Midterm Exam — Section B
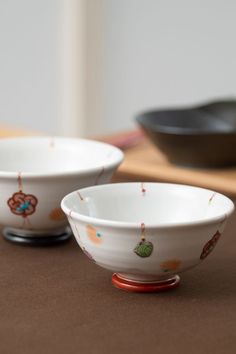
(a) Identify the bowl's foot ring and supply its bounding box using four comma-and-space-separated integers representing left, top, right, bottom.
112, 273, 180, 293
2, 227, 72, 246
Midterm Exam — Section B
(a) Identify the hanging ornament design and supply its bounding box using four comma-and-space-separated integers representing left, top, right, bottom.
160, 259, 182, 273
86, 225, 102, 245
7, 173, 38, 229
200, 230, 221, 260
200, 216, 227, 260
49, 207, 66, 221
134, 223, 153, 258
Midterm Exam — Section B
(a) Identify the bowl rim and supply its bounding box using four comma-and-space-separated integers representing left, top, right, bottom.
136, 110, 236, 136
0, 136, 124, 178
61, 182, 235, 229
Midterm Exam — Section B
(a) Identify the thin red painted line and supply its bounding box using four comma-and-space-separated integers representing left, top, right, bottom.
141, 222, 146, 241
22, 217, 32, 229
209, 192, 216, 203
77, 191, 84, 201
141, 182, 146, 195
18, 172, 23, 192
26, 217, 32, 230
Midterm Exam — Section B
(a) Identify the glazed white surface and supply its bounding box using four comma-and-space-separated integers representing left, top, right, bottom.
62, 182, 234, 282
0, 137, 123, 176
0, 137, 123, 233
62, 183, 234, 227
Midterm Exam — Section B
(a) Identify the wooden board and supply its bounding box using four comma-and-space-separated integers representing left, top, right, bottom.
0, 125, 35, 137
113, 137, 236, 198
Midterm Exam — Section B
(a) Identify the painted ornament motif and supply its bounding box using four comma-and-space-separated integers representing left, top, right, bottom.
200, 230, 221, 260
134, 223, 153, 258
8, 192, 37, 217
49, 208, 66, 221
7, 173, 38, 228
86, 225, 102, 245
160, 259, 181, 272
200, 216, 227, 260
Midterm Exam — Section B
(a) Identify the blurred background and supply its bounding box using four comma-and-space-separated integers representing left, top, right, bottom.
0, 0, 236, 137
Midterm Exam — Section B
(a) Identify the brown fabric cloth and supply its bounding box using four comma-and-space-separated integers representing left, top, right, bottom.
0, 214, 236, 354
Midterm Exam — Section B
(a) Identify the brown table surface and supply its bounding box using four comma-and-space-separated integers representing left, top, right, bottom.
1, 216, 236, 354
0, 127, 236, 353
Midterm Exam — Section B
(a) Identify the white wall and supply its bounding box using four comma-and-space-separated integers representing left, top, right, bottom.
0, 0, 85, 136
87, 0, 236, 135
1, 0, 236, 136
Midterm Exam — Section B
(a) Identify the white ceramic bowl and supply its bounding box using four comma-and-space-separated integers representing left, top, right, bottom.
61, 182, 234, 292
0, 136, 123, 243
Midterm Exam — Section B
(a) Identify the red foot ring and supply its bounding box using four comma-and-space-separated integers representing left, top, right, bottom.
112, 273, 180, 293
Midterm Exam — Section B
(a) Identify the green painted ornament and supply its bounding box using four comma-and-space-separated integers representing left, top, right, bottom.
134, 240, 153, 258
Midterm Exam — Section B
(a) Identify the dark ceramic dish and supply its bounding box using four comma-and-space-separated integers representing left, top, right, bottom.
136, 100, 236, 168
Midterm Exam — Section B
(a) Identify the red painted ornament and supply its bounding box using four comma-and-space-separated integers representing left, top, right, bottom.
7, 192, 38, 218
200, 230, 221, 260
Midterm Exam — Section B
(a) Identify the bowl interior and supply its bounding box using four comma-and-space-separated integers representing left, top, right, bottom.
0, 137, 123, 175
63, 183, 234, 226
136, 100, 236, 135
200, 100, 236, 127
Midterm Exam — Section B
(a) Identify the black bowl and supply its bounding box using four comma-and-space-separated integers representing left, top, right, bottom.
136, 100, 236, 168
